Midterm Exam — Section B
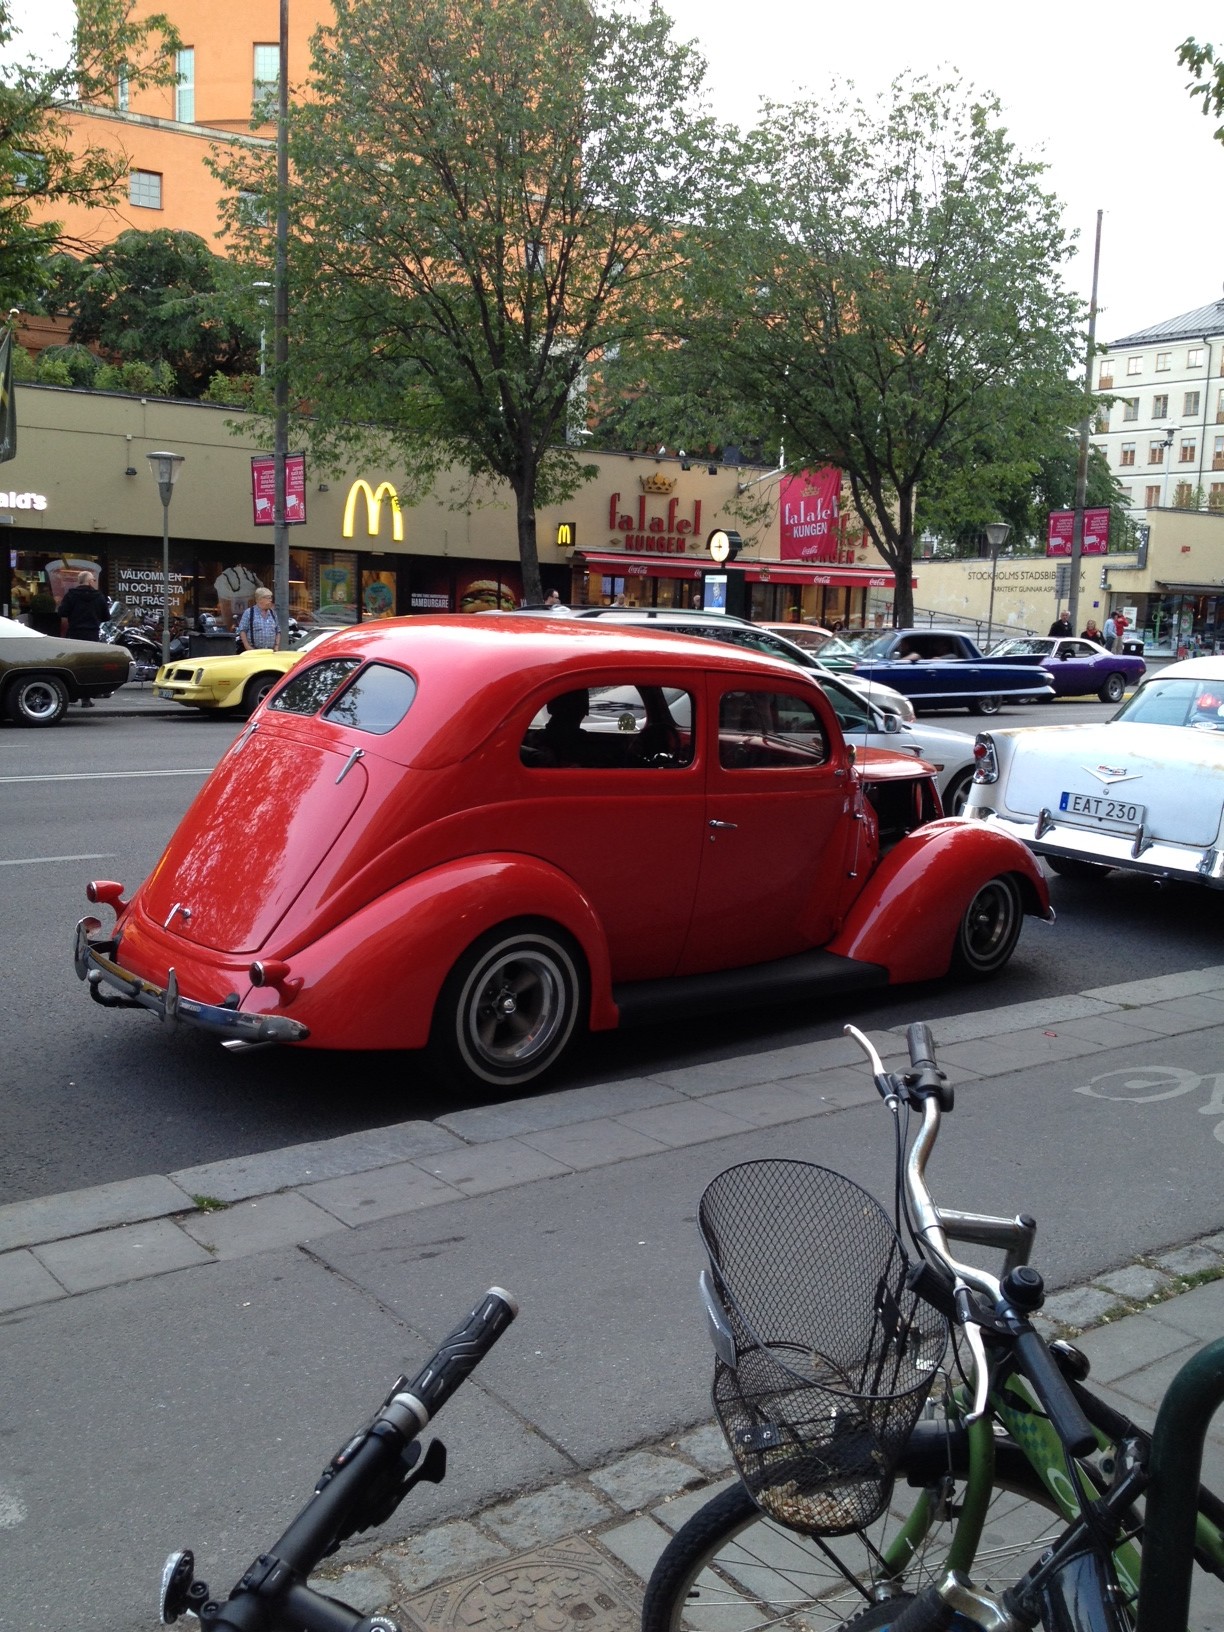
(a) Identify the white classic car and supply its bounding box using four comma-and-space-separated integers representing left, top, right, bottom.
964, 655, 1224, 884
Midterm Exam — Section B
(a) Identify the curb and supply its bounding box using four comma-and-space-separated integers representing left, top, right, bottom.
6, 966, 1224, 1317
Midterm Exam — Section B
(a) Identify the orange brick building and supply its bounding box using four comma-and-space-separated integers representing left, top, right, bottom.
29, 0, 331, 250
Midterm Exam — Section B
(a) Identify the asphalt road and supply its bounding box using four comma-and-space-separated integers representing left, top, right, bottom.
3, 692, 1220, 1203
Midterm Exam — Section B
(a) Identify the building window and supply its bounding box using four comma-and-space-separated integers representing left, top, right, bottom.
12, 150, 46, 190
1156, 352, 1171, 371
1098, 365, 1114, 388
1145, 485, 1161, 507
253, 43, 279, 115
1184, 390, 1201, 416
1152, 394, 1169, 419
1218, 388, 1224, 421
1120, 442, 1136, 467
1148, 440, 1166, 465
1119, 485, 1132, 503
1180, 437, 1197, 463
1213, 435, 1224, 469
1127, 356, 1143, 375
128, 169, 162, 209
1210, 483, 1224, 511
1093, 411, 1109, 434
1122, 397, 1139, 421
1174, 481, 1195, 507
175, 47, 194, 121
116, 69, 129, 111
524, 242, 546, 272
1188, 346, 1205, 368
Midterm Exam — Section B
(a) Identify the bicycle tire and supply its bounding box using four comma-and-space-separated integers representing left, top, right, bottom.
641, 1430, 1061, 1632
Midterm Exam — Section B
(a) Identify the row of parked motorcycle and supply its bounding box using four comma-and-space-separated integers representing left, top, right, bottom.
100, 603, 305, 680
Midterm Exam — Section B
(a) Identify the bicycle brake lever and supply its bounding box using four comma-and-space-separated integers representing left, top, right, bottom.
957, 1303, 991, 1423
843, 1025, 899, 1104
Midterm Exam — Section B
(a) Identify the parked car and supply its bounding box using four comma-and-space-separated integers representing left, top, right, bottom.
75, 616, 1050, 1091
755, 621, 834, 654
816, 627, 1056, 714
964, 654, 1224, 885
986, 635, 1146, 702
152, 630, 335, 717
0, 614, 131, 725
564, 607, 919, 722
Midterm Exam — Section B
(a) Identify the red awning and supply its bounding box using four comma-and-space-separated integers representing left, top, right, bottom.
575, 551, 896, 589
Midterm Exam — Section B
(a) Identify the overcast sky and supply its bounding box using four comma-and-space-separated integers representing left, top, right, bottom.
6, 0, 1224, 345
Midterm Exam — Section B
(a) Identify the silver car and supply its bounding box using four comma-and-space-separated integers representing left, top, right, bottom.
965, 655, 1224, 884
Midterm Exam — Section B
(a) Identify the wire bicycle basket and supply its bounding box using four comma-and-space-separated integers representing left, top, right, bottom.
699, 1159, 949, 1536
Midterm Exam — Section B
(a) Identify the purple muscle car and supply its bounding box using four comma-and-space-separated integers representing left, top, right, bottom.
987, 636, 1146, 702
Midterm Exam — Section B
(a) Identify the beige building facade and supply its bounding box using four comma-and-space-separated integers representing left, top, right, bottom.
1, 385, 900, 631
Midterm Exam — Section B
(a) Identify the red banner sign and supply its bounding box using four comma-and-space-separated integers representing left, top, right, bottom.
251, 453, 307, 526
779, 469, 841, 561
1046, 507, 1109, 557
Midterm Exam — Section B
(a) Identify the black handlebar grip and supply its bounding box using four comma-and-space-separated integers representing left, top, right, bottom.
400, 1288, 519, 1426
1013, 1326, 1098, 1459
907, 1022, 938, 1072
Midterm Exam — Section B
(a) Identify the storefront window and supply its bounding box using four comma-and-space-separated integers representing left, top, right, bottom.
361, 568, 397, 619
9, 551, 101, 620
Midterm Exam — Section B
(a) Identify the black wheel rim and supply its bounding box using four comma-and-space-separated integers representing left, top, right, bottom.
958, 878, 1020, 972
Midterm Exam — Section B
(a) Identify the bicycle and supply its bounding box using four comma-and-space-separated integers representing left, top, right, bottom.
641, 1023, 1224, 1631
156, 1288, 518, 1632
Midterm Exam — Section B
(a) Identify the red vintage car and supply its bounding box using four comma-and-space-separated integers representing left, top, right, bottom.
74, 617, 1051, 1091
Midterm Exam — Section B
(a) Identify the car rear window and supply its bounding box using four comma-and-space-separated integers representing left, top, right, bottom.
268, 657, 361, 716
323, 662, 417, 734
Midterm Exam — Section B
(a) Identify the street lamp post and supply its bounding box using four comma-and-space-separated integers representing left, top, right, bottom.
146, 450, 185, 664
984, 521, 1011, 650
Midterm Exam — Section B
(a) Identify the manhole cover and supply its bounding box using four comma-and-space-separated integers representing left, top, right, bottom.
402, 1537, 641, 1632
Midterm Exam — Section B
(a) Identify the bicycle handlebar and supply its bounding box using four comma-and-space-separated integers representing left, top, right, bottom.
846, 1024, 1097, 1460
167, 1289, 519, 1632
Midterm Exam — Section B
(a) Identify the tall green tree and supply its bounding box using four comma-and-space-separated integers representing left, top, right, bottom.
219, 0, 725, 603
643, 77, 1085, 625
1179, 37, 1224, 137
65, 229, 260, 395
0, 0, 180, 307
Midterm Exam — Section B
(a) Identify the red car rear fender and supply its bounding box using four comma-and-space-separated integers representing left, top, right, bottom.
242, 852, 616, 1052
826, 820, 1052, 982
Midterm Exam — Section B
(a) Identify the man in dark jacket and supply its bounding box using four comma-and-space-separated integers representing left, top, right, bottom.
1048, 610, 1072, 637
56, 570, 110, 707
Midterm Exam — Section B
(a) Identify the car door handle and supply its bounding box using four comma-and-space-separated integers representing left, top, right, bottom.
708, 818, 738, 830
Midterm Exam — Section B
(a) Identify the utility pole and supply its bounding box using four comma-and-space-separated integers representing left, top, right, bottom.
272, 0, 290, 636
1068, 210, 1103, 636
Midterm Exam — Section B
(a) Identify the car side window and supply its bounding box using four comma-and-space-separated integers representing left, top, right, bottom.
322, 662, 417, 734
718, 689, 829, 770
521, 683, 695, 769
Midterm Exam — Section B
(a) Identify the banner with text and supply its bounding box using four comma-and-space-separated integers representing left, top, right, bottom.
779, 468, 841, 561
251, 453, 307, 525
1046, 507, 1109, 557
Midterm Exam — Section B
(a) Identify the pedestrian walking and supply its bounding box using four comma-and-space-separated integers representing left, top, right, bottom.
1103, 612, 1117, 650
236, 587, 281, 651
1080, 619, 1101, 642
56, 570, 110, 705
1048, 610, 1072, 637
1112, 610, 1129, 653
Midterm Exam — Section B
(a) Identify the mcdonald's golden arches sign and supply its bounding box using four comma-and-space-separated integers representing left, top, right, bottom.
343, 479, 404, 542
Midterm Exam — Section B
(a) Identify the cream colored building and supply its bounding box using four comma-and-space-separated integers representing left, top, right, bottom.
1, 385, 900, 630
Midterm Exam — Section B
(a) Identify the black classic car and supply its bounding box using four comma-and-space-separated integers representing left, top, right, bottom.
0, 615, 131, 725
817, 628, 1055, 715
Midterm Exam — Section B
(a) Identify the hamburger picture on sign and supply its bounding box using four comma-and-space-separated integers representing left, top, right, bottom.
456, 569, 520, 613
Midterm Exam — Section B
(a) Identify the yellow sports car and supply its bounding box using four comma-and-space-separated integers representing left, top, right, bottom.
153, 630, 334, 717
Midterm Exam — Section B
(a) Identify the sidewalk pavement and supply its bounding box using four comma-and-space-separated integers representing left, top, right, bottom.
5, 969, 1224, 1630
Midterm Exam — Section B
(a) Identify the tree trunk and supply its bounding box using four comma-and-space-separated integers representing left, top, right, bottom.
514, 476, 543, 606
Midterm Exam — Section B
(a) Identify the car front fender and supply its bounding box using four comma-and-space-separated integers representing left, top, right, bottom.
826, 819, 1052, 982
241, 852, 617, 1051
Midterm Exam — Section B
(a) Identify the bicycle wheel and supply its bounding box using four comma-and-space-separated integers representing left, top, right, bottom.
641, 1426, 1062, 1632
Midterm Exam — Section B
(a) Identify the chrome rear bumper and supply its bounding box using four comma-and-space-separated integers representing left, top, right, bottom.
74, 917, 309, 1044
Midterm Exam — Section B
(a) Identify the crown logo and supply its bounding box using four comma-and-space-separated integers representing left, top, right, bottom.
640, 473, 677, 495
